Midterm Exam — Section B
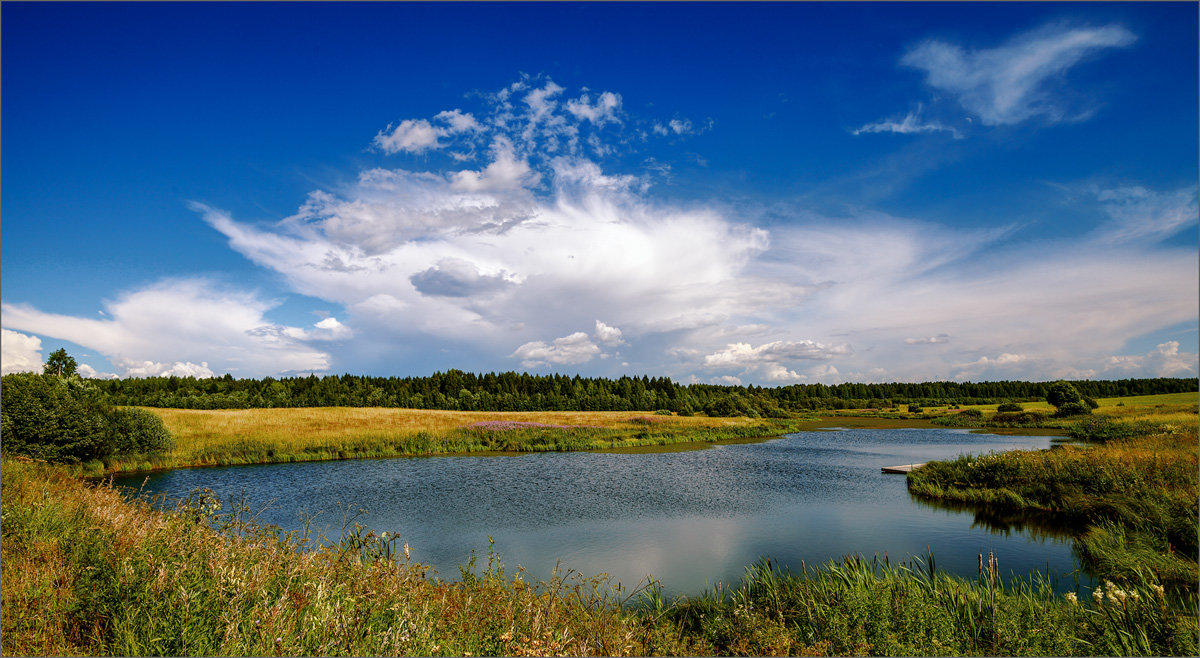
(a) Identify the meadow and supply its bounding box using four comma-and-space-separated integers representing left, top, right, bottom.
2, 392, 1197, 656
77, 408, 823, 476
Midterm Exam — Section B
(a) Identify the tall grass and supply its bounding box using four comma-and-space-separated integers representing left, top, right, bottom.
5, 459, 1196, 656
77, 408, 811, 476
908, 420, 1199, 592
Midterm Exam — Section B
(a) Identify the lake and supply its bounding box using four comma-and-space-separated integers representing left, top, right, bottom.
115, 427, 1085, 597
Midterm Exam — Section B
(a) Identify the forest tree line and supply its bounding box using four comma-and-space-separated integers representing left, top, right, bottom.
84, 371, 1197, 417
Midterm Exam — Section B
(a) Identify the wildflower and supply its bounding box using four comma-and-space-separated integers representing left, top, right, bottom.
1092, 586, 1104, 606
1151, 583, 1166, 599
1064, 592, 1077, 605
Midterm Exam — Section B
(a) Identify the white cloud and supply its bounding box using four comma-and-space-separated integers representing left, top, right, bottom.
902, 23, 1136, 125
1104, 341, 1198, 378
905, 334, 950, 345
1092, 185, 1199, 245
702, 340, 851, 383
27, 75, 1172, 384
594, 321, 624, 346
118, 360, 216, 379
511, 331, 600, 367
434, 109, 483, 134
374, 119, 444, 154
565, 91, 622, 125
1, 329, 42, 374
1, 279, 332, 378
450, 137, 539, 192
853, 108, 962, 139
76, 363, 119, 380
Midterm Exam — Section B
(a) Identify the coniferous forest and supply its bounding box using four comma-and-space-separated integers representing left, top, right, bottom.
88, 371, 1197, 416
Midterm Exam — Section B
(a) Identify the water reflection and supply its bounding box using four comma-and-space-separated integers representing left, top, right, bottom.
115, 428, 1087, 596
910, 496, 1085, 540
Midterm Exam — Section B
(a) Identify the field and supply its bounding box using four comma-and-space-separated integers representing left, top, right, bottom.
3, 393, 1196, 655
81, 408, 811, 476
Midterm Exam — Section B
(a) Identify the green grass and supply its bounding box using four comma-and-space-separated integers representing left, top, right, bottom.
907, 417, 1199, 593
4, 459, 1196, 657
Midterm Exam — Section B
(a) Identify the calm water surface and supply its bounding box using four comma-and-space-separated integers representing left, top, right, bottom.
116, 428, 1084, 596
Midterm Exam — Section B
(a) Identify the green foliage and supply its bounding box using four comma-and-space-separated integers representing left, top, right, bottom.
1, 373, 108, 462
908, 426, 1199, 592
86, 371, 1197, 413
103, 407, 175, 454
907, 403, 923, 413
42, 348, 78, 377
1053, 401, 1093, 418
1067, 417, 1164, 443
997, 402, 1024, 412
1046, 380, 1086, 409
1, 373, 174, 463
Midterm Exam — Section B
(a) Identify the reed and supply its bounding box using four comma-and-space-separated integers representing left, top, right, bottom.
5, 459, 1196, 656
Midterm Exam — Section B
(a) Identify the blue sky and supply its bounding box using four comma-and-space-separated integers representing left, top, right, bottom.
3, 2, 1197, 385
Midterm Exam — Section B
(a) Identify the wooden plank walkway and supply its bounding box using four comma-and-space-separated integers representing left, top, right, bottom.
881, 463, 925, 474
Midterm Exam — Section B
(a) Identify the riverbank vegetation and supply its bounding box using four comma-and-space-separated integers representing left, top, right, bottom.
908, 414, 1199, 597
3, 459, 1195, 657
55, 407, 820, 476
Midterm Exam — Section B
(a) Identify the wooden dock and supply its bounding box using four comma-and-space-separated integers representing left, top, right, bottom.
881, 463, 925, 474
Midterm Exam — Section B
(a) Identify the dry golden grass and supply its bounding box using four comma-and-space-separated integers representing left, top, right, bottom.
151, 408, 757, 456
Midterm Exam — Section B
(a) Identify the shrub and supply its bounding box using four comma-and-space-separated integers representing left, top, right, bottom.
0, 373, 174, 462
653, 409, 673, 416
1053, 401, 1092, 418
907, 403, 923, 413
1, 374, 108, 462
1046, 381, 1086, 409
997, 402, 1024, 412
103, 407, 175, 454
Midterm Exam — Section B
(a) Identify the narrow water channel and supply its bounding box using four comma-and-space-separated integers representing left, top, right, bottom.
116, 428, 1085, 597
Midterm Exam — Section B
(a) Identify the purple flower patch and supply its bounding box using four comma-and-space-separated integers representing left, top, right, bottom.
460, 421, 588, 431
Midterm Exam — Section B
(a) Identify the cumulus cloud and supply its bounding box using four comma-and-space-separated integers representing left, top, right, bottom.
565, 91, 622, 125
1104, 341, 1198, 378
5, 74, 1165, 384
594, 321, 625, 346
902, 23, 1136, 125
512, 332, 601, 367
1, 328, 42, 374
119, 360, 216, 378
76, 363, 119, 380
703, 340, 852, 382
1, 279, 333, 378
374, 109, 484, 154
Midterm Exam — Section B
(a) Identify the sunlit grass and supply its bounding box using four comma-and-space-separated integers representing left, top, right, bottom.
79, 408, 796, 476
5, 458, 1196, 656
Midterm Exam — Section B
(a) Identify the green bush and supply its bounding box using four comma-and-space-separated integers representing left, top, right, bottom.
996, 402, 1024, 412
1053, 401, 1092, 418
1, 374, 108, 462
103, 407, 174, 454
1, 373, 173, 462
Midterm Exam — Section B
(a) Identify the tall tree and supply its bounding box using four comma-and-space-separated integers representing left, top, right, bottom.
43, 348, 77, 378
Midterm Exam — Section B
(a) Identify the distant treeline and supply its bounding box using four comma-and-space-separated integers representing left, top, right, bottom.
89, 372, 1197, 417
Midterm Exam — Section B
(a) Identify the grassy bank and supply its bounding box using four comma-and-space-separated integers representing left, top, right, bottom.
908, 417, 1199, 594
4, 458, 1195, 657
74, 409, 824, 476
